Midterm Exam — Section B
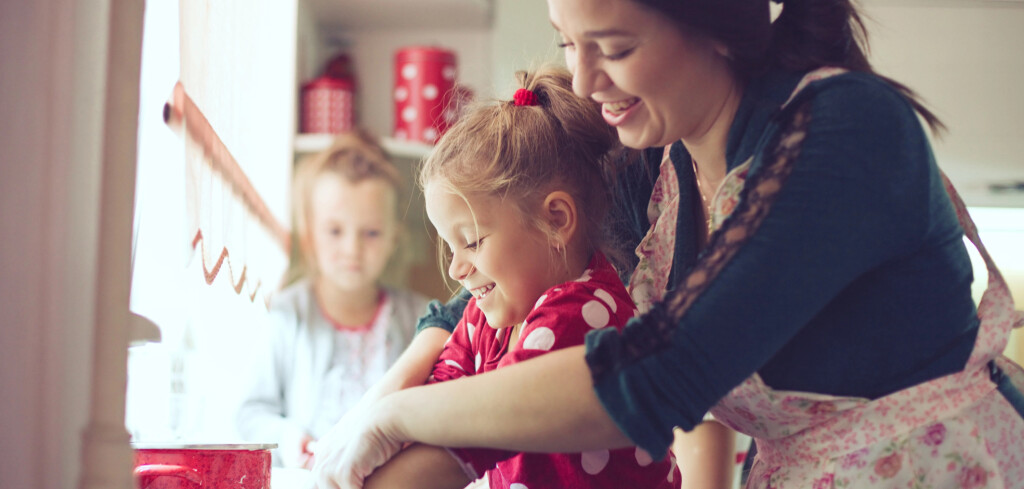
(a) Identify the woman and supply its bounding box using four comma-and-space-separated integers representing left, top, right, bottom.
315, 0, 1024, 487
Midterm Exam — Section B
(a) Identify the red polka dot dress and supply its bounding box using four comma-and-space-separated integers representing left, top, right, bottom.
430, 252, 680, 489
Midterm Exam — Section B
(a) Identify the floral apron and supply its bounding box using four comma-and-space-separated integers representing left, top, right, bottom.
631, 68, 1024, 488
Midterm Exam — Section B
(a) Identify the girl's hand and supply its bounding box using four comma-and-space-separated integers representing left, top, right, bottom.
312, 401, 406, 489
281, 427, 316, 469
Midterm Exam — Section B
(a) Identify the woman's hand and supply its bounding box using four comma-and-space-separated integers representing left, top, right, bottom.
312, 399, 406, 489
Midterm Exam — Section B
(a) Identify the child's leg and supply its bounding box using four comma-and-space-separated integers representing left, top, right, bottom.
671, 421, 736, 489
364, 443, 472, 489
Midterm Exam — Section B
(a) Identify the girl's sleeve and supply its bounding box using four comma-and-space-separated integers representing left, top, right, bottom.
450, 284, 623, 472
584, 75, 937, 458
428, 315, 476, 383
415, 288, 471, 335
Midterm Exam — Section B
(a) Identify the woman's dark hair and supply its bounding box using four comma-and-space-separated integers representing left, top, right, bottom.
631, 0, 944, 133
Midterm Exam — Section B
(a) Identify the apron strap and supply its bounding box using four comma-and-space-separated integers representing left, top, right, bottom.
939, 172, 1024, 330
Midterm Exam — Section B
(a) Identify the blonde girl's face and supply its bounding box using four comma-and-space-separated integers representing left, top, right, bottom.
549, 0, 737, 149
309, 174, 399, 294
425, 180, 562, 329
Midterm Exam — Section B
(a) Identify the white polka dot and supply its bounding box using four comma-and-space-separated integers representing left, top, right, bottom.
522, 327, 555, 351
534, 294, 547, 310
582, 300, 610, 329
394, 86, 408, 102
467, 322, 475, 345
475, 353, 482, 372
444, 359, 465, 372
635, 447, 653, 466
553, 288, 562, 292
401, 106, 417, 122
422, 84, 439, 100
581, 450, 610, 475
593, 288, 617, 313
401, 64, 418, 80
423, 127, 439, 142
442, 66, 456, 80
574, 269, 593, 282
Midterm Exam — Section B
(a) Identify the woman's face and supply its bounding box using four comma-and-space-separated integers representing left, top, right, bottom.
548, 0, 738, 149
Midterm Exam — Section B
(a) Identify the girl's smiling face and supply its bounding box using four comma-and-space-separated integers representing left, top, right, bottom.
548, 0, 738, 149
424, 180, 563, 329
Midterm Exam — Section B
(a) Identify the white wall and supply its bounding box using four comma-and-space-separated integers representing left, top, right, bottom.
491, 0, 563, 96
861, 2, 1024, 208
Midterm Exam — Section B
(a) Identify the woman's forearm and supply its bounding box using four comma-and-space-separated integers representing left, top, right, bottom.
381, 345, 632, 453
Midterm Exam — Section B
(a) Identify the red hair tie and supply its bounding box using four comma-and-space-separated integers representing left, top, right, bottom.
513, 88, 540, 107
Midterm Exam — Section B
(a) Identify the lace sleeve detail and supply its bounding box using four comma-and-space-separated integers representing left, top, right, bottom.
587, 101, 814, 380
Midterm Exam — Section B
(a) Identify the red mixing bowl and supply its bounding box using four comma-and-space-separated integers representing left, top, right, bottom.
133, 443, 276, 489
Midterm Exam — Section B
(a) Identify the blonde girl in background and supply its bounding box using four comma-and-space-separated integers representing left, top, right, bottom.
237, 129, 430, 468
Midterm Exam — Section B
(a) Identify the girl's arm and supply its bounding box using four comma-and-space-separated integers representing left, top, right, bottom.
363, 327, 452, 401
311, 328, 450, 463
315, 345, 633, 489
363, 444, 470, 489
386, 345, 627, 452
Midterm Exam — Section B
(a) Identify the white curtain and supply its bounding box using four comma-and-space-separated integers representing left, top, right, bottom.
128, 0, 298, 442
176, 0, 297, 304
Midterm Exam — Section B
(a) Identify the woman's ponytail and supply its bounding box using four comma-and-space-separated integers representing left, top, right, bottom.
771, 0, 944, 132
634, 0, 945, 133
768, 0, 871, 73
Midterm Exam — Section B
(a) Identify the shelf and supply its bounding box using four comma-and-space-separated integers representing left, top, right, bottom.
294, 133, 434, 160
305, 0, 493, 30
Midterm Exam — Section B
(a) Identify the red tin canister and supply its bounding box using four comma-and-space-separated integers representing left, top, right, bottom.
132, 443, 275, 489
393, 46, 458, 144
301, 75, 355, 134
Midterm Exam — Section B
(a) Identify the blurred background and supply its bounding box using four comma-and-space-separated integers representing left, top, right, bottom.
2, 0, 1023, 487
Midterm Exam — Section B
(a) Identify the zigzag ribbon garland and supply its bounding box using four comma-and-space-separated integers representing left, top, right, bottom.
191, 228, 262, 303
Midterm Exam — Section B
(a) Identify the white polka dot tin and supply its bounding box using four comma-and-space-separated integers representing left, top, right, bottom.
393, 46, 461, 144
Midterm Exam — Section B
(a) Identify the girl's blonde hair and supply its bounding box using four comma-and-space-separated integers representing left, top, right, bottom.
419, 65, 620, 268
291, 128, 403, 277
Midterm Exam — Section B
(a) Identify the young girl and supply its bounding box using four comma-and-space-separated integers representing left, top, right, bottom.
356, 67, 679, 489
236, 129, 430, 468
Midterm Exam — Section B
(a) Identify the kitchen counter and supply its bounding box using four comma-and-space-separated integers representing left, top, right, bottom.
272, 467, 313, 489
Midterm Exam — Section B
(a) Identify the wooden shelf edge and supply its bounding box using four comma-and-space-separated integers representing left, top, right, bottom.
294, 133, 434, 160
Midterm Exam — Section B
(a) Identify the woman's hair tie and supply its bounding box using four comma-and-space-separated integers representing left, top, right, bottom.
513, 88, 540, 107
